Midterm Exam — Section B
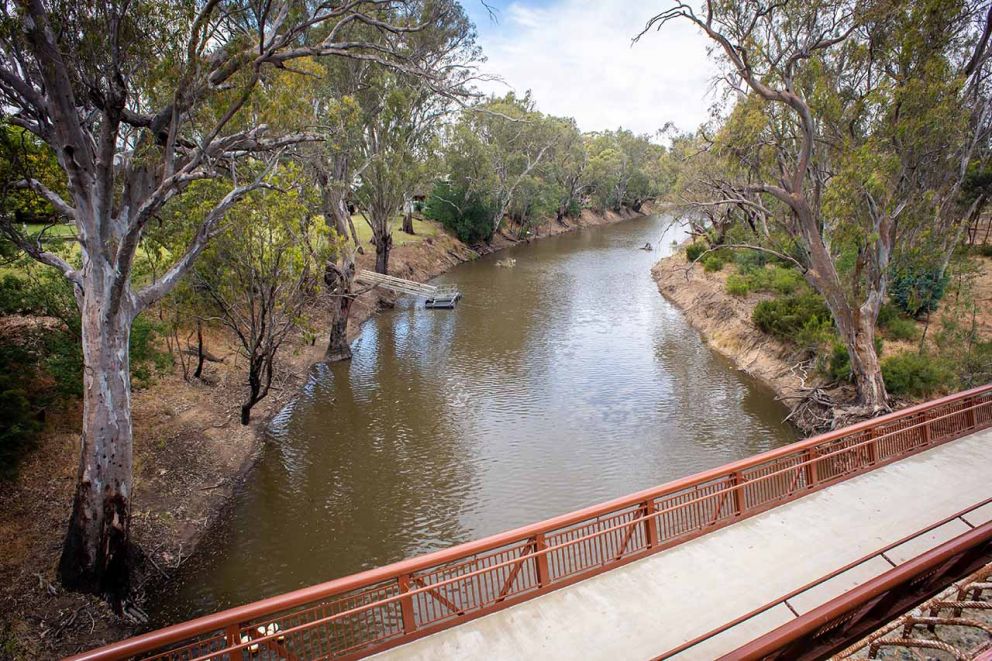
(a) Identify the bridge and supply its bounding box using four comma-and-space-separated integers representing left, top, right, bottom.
70, 385, 992, 660
355, 270, 461, 309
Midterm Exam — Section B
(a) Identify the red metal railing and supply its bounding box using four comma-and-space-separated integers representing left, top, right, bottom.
70, 384, 992, 661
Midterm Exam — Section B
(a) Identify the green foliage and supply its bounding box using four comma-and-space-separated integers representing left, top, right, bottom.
130, 316, 172, 388
564, 197, 582, 218
0, 122, 67, 225
876, 302, 900, 327
752, 293, 833, 349
685, 242, 707, 262
881, 316, 918, 342
825, 341, 853, 382
825, 337, 885, 383
0, 352, 40, 481
725, 274, 749, 297
733, 249, 768, 270
0, 273, 30, 314
1, 266, 168, 398
877, 301, 918, 341
972, 244, 992, 258
882, 352, 948, 398
702, 254, 724, 272
735, 264, 806, 296
889, 266, 949, 318
423, 180, 494, 244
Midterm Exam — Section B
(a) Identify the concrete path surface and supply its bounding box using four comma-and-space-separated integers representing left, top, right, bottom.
371, 429, 992, 661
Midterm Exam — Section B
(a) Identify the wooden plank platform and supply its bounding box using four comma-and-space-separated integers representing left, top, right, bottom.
356, 270, 462, 308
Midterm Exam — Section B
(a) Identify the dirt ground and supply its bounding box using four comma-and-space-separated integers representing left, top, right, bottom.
0, 207, 649, 659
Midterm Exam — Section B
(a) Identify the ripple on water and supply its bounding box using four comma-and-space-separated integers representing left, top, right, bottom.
149, 214, 796, 625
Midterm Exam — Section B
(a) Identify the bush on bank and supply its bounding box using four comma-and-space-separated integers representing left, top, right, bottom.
423, 180, 495, 244
0, 263, 171, 479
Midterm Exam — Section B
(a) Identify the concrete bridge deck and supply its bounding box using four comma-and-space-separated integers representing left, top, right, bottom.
372, 428, 992, 661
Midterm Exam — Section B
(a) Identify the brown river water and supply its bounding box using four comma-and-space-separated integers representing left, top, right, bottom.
150, 213, 796, 624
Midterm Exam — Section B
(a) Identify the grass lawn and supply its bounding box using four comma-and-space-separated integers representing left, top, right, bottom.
23, 222, 76, 238
349, 214, 441, 246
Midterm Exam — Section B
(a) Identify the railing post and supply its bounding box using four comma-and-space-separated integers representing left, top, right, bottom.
533, 533, 550, 588
225, 623, 242, 654
731, 471, 746, 516
866, 428, 878, 465
965, 396, 977, 429
642, 499, 658, 548
922, 410, 932, 446
804, 447, 818, 488
398, 573, 417, 635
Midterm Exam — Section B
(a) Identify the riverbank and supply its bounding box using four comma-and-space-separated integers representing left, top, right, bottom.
652, 247, 992, 431
0, 204, 652, 659
651, 250, 811, 409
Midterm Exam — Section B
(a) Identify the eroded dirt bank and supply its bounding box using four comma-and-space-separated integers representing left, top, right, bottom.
651, 251, 811, 409
0, 204, 651, 659
652, 248, 992, 428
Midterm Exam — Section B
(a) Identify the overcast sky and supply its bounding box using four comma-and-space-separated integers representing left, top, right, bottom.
460, 0, 718, 137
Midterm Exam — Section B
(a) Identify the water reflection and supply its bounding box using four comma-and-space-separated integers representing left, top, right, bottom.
150, 214, 796, 624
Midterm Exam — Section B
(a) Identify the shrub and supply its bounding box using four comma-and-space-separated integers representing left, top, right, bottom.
825, 341, 853, 381
737, 264, 805, 296
889, 266, 948, 317
882, 352, 948, 398
768, 266, 804, 295
882, 316, 918, 342
733, 249, 767, 270
0, 273, 30, 315
0, 343, 42, 481
824, 337, 885, 382
423, 181, 494, 244
752, 293, 832, 347
565, 198, 582, 218
876, 302, 900, 327
702, 254, 724, 272
725, 274, 749, 297
0, 373, 39, 481
685, 242, 707, 262
130, 314, 172, 388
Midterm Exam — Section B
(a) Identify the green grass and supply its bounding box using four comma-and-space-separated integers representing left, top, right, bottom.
348, 214, 440, 246
22, 222, 76, 238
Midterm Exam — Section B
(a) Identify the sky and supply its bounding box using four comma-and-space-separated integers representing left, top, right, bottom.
460, 0, 718, 137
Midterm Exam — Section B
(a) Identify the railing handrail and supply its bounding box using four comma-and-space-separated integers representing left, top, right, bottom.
68, 383, 992, 661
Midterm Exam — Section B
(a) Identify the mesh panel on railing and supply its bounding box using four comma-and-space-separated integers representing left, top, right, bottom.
546, 504, 647, 579
410, 538, 538, 629
654, 475, 737, 543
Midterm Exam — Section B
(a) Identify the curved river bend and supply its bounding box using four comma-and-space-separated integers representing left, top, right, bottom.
152, 213, 796, 623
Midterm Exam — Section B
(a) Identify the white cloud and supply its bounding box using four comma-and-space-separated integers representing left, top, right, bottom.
471, 1, 718, 136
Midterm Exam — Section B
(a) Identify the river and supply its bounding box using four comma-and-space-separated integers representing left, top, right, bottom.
150, 212, 796, 624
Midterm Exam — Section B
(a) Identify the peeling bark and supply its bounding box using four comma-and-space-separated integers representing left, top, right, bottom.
58, 277, 134, 607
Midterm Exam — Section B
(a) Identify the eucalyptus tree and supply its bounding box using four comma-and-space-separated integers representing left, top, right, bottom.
546, 116, 588, 223
645, 0, 992, 411
0, 0, 462, 602
445, 93, 557, 236
584, 129, 665, 212
353, 74, 447, 273
196, 167, 325, 425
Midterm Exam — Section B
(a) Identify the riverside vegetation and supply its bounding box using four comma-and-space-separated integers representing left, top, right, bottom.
650, 0, 992, 423
1, 0, 991, 657
0, 1, 672, 655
